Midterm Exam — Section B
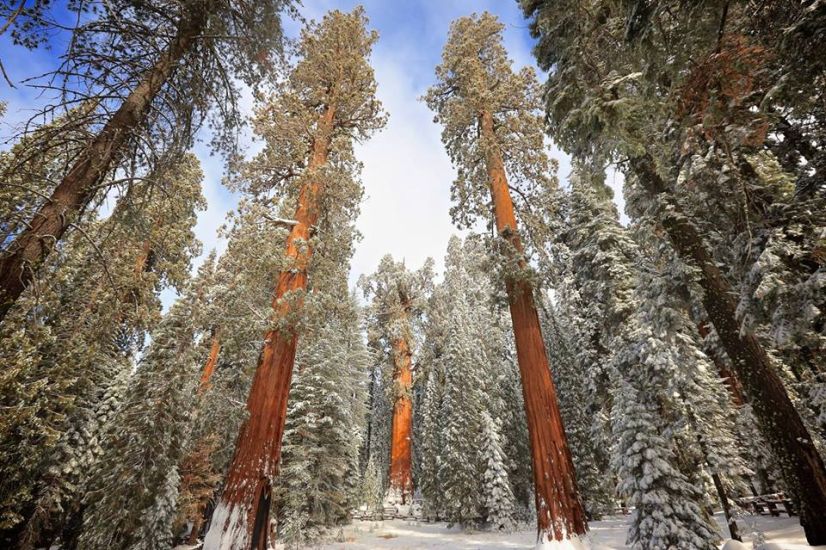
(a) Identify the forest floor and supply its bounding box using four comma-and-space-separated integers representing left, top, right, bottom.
272, 513, 823, 549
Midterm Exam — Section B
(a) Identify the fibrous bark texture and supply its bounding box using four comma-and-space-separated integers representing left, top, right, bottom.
388, 331, 413, 503
203, 107, 335, 550
481, 110, 589, 543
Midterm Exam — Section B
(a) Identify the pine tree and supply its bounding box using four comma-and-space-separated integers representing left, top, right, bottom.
416, 236, 529, 528
439, 290, 487, 526
0, 0, 296, 320
276, 289, 370, 545
77, 276, 206, 550
0, 152, 205, 548
205, 11, 385, 547
557, 162, 728, 548
359, 456, 383, 516
425, 14, 588, 544
481, 413, 517, 532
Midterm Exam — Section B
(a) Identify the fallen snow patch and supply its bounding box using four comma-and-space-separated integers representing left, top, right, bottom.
536, 533, 591, 550
202, 502, 248, 550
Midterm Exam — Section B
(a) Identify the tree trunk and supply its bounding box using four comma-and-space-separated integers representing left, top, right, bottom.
480, 110, 589, 544
711, 471, 741, 542
174, 331, 223, 544
198, 330, 221, 393
631, 153, 826, 545
187, 515, 203, 546
388, 329, 414, 504
0, 10, 207, 323
203, 105, 335, 550
697, 321, 746, 407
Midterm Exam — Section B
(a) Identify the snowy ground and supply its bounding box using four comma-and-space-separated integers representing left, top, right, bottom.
273, 514, 825, 549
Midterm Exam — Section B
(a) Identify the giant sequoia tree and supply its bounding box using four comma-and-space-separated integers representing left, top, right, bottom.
203, 9, 385, 549
522, 0, 826, 543
0, 0, 295, 321
360, 256, 432, 505
425, 13, 588, 545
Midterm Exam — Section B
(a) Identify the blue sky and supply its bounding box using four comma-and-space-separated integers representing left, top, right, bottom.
0, 1, 625, 297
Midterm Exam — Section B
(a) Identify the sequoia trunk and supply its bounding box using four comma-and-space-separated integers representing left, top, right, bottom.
198, 331, 221, 393
203, 105, 335, 550
631, 153, 826, 545
480, 110, 589, 544
388, 329, 414, 504
0, 10, 207, 323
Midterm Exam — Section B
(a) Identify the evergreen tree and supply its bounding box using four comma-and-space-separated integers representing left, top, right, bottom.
173, 203, 292, 543
523, 1, 826, 541
0, 0, 296, 320
360, 255, 433, 505
0, 152, 205, 548
416, 236, 529, 528
481, 412, 517, 532
425, 13, 588, 544
205, 11, 385, 547
77, 269, 208, 550
558, 162, 735, 547
276, 289, 371, 545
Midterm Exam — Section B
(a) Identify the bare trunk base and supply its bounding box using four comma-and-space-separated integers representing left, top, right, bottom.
202, 329, 298, 550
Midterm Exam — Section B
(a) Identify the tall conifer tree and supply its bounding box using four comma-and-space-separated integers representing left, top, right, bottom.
426, 13, 589, 545
204, 10, 385, 548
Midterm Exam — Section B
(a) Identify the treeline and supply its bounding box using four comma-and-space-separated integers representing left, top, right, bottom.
0, 2, 823, 550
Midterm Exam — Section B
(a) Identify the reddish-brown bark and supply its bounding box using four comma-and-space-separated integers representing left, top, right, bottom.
480, 111, 588, 542
388, 330, 414, 503
204, 105, 336, 550
198, 331, 221, 393
697, 321, 746, 406
175, 333, 223, 545
0, 11, 207, 323
631, 153, 826, 545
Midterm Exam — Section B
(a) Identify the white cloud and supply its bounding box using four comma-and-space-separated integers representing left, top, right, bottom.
349, 48, 458, 284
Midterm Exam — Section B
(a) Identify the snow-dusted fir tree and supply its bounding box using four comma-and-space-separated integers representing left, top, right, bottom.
523, 1, 826, 540
276, 287, 371, 545
359, 455, 383, 516
204, 9, 385, 548
560, 162, 722, 548
77, 261, 212, 549
439, 290, 488, 526
0, 152, 205, 549
360, 256, 432, 506
481, 413, 517, 532
416, 236, 528, 528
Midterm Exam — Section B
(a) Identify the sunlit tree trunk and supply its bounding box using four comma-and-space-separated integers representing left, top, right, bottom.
174, 330, 222, 545
388, 314, 413, 504
631, 153, 826, 545
203, 105, 335, 550
480, 110, 589, 544
0, 11, 207, 323
198, 330, 222, 393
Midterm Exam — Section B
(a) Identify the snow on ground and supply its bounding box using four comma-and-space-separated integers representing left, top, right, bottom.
273, 514, 825, 549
